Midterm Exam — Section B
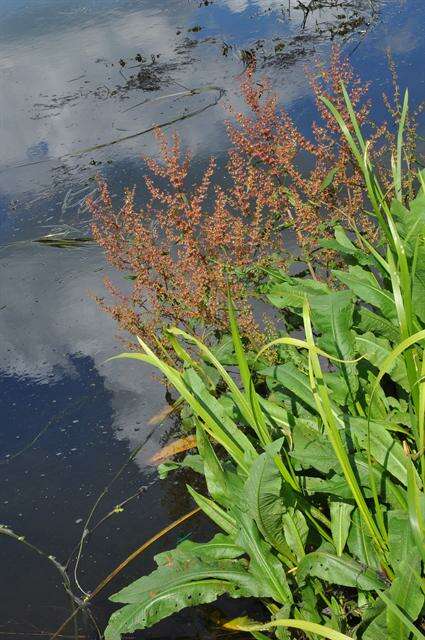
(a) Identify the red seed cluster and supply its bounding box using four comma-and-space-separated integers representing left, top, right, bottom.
89, 49, 396, 352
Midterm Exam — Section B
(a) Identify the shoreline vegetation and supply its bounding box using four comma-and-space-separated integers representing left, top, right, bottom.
87, 50, 425, 639
4, 48, 423, 640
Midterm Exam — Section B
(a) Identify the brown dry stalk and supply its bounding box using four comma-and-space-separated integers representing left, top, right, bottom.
50, 507, 201, 640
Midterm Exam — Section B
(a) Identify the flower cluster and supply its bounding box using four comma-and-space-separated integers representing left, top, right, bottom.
89, 49, 398, 350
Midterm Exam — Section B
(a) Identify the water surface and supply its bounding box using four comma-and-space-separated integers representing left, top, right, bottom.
1, 1, 425, 637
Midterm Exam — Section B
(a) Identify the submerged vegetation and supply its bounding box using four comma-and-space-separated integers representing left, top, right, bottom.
92, 58, 425, 639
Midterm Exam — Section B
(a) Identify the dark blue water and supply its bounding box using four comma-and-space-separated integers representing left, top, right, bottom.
1, 1, 424, 638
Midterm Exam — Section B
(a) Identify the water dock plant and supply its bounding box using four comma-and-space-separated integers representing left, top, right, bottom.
101, 85, 425, 639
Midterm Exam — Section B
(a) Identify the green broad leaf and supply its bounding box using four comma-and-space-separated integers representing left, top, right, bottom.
195, 423, 228, 504
296, 584, 322, 626
268, 389, 315, 421
306, 456, 407, 510
124, 542, 249, 584
406, 456, 425, 564
260, 363, 317, 413
105, 580, 242, 640
244, 441, 310, 562
297, 548, 386, 591
234, 509, 293, 604
379, 592, 425, 640
264, 278, 329, 310
330, 500, 354, 556
244, 444, 294, 558
362, 370, 392, 420
320, 225, 374, 267
187, 485, 237, 535
258, 397, 291, 437
157, 454, 203, 479
412, 245, 425, 323
209, 333, 235, 365
362, 606, 388, 640
346, 417, 410, 486
347, 508, 381, 570
324, 371, 356, 409
105, 535, 255, 639
156, 533, 244, 563
355, 333, 409, 391
282, 507, 308, 562
311, 290, 358, 399
291, 420, 342, 473
390, 198, 410, 222
355, 307, 400, 342
305, 474, 372, 500
352, 454, 407, 510
333, 266, 397, 320
399, 190, 425, 251
386, 560, 424, 640
219, 393, 291, 438
388, 509, 420, 568
266, 284, 308, 309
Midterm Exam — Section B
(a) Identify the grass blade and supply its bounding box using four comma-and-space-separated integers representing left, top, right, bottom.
224, 615, 353, 640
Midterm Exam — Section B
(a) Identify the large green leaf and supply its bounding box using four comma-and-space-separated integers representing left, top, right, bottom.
306, 457, 407, 510
355, 332, 409, 391
320, 225, 375, 267
260, 363, 317, 413
281, 507, 308, 562
311, 290, 359, 399
388, 509, 419, 568
362, 604, 388, 640
334, 266, 397, 320
386, 560, 424, 640
412, 245, 425, 324
305, 474, 371, 500
266, 283, 310, 309
330, 500, 354, 556
105, 535, 253, 639
264, 277, 329, 311
195, 422, 228, 505
155, 533, 244, 563
244, 443, 308, 563
297, 548, 386, 591
244, 444, 294, 558
234, 509, 293, 604
347, 508, 381, 570
105, 581, 241, 640
355, 307, 400, 342
398, 189, 425, 252
346, 417, 410, 486
352, 454, 407, 510
291, 420, 342, 473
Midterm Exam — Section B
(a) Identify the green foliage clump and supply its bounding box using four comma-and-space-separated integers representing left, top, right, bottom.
104, 89, 425, 640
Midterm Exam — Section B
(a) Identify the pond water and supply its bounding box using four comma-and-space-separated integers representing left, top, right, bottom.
1, 1, 425, 638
